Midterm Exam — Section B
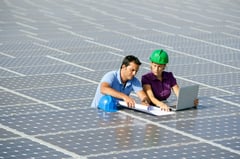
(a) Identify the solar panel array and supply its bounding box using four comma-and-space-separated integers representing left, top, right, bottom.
0, 0, 239, 159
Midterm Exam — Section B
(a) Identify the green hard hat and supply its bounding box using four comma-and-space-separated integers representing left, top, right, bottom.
149, 49, 169, 64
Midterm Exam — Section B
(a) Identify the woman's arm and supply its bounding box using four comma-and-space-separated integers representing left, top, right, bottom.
172, 84, 180, 97
143, 84, 171, 111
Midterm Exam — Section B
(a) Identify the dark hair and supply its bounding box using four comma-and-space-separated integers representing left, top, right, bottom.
121, 55, 141, 68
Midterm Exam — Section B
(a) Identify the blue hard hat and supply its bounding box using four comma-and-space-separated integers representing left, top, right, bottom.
98, 95, 118, 112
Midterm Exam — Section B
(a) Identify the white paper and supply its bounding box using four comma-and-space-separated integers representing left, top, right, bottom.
118, 101, 175, 116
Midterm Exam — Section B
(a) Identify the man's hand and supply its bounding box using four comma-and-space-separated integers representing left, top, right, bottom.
123, 96, 136, 108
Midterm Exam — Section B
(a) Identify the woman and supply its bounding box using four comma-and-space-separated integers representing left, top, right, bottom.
141, 49, 198, 111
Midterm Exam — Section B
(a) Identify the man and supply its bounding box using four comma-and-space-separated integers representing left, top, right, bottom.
91, 55, 149, 109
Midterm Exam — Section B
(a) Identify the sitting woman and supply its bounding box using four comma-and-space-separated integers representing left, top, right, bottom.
141, 49, 198, 111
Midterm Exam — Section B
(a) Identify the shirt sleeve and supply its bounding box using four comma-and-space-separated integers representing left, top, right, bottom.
101, 71, 115, 86
141, 74, 150, 85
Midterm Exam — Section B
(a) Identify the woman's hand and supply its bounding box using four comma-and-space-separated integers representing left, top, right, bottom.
157, 102, 171, 112
141, 97, 150, 106
194, 98, 199, 108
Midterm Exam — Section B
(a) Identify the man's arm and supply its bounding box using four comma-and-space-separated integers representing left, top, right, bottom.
100, 82, 136, 108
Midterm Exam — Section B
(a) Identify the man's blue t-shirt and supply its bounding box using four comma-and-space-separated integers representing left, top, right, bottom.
91, 69, 143, 108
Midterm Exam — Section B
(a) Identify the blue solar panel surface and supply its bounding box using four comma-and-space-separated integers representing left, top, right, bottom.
0, 0, 240, 159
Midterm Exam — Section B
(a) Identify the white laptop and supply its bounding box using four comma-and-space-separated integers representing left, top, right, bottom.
167, 85, 199, 111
